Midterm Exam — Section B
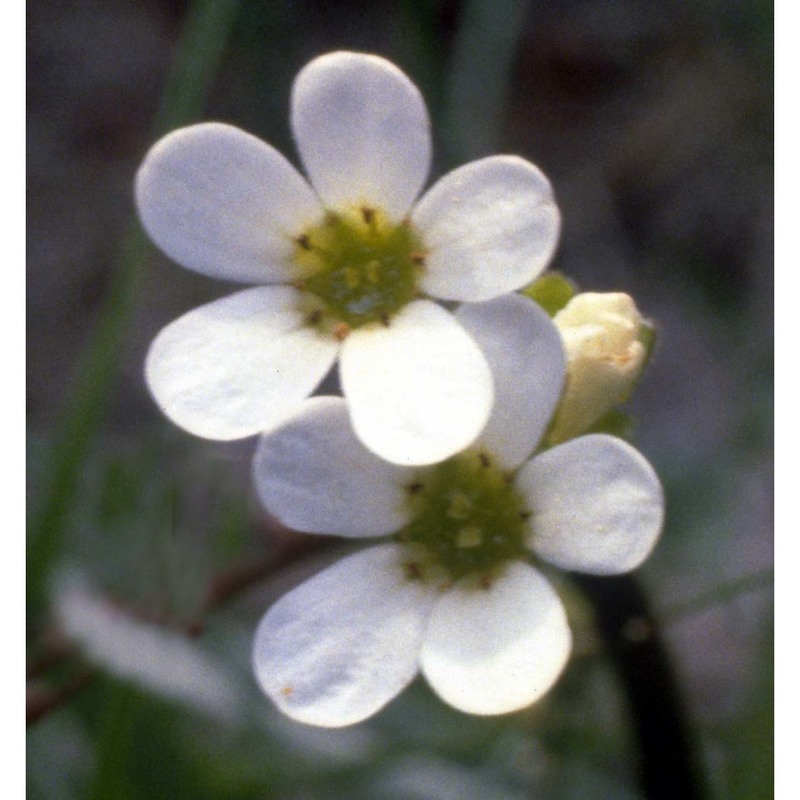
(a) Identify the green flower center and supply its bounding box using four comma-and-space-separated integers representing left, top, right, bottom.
396, 449, 531, 585
293, 206, 425, 334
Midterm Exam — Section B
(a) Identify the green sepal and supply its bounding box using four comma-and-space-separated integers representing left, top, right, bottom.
522, 271, 577, 316
585, 408, 635, 441
639, 319, 658, 366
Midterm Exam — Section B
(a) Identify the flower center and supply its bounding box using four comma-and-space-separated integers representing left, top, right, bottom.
396, 449, 531, 584
293, 206, 424, 334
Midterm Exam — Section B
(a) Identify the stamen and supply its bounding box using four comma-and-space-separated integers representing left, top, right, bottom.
395, 448, 529, 582
366, 260, 381, 284
344, 266, 360, 289
447, 490, 473, 520
456, 525, 483, 548
404, 561, 423, 581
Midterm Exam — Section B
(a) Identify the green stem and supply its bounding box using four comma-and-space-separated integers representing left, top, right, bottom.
27, 0, 241, 615
443, 0, 531, 163
574, 573, 711, 800
87, 680, 138, 800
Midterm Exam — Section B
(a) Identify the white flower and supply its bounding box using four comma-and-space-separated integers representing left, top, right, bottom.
250, 294, 664, 726
547, 292, 649, 444
136, 51, 561, 466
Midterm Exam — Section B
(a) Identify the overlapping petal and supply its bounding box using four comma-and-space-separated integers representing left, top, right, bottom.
455, 294, 566, 470
253, 397, 415, 537
145, 287, 338, 441
292, 52, 431, 221
517, 434, 664, 575
135, 123, 323, 283
339, 300, 493, 466
412, 156, 561, 302
420, 562, 571, 715
252, 544, 438, 728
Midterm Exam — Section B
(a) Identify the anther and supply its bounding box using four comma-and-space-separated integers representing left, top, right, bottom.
410, 251, 426, 266
456, 525, 482, 548
295, 234, 312, 250
380, 313, 390, 327
333, 322, 350, 341
361, 206, 375, 225
407, 481, 424, 495
404, 561, 422, 581
478, 452, 491, 468
307, 309, 322, 326
519, 510, 532, 521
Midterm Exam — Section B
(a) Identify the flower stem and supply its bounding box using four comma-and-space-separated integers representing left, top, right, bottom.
573, 573, 710, 800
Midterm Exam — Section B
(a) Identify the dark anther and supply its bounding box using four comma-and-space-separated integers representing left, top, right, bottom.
478, 452, 491, 468
410, 251, 426, 266
405, 561, 422, 580
407, 482, 424, 494
308, 309, 322, 325
361, 206, 375, 224
380, 313, 390, 327
296, 234, 312, 250
519, 510, 532, 521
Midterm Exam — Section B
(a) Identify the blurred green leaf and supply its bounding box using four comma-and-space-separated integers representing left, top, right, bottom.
27, 0, 242, 616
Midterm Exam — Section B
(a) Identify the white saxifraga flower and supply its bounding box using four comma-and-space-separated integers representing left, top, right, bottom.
250, 294, 664, 727
136, 51, 561, 466
547, 292, 649, 444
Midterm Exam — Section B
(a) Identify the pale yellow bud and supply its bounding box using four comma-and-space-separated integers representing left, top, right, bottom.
547, 292, 648, 444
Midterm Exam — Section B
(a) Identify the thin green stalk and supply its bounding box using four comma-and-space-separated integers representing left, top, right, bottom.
443, 0, 531, 163
87, 680, 138, 800
28, 0, 242, 615
660, 567, 773, 623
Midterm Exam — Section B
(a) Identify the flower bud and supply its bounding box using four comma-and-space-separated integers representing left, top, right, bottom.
546, 292, 649, 445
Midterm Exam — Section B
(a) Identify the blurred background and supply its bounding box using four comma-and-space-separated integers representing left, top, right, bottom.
27, 0, 773, 798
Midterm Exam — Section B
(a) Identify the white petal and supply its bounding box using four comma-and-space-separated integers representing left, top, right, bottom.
253, 544, 438, 727
145, 287, 338, 440
412, 156, 561, 301
455, 294, 566, 470
420, 562, 571, 715
339, 300, 493, 466
291, 52, 431, 220
253, 397, 415, 537
517, 434, 664, 575
135, 122, 323, 283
